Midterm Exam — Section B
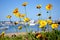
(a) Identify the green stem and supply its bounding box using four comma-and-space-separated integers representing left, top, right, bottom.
24, 24, 28, 33
42, 27, 45, 32
48, 24, 50, 32
20, 18, 21, 22
25, 6, 27, 17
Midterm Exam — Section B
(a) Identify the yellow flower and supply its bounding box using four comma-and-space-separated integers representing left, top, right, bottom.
22, 2, 28, 6
48, 16, 51, 19
1, 31, 5, 37
13, 8, 22, 18
51, 23, 59, 29
18, 26, 22, 30
46, 4, 52, 10
38, 20, 47, 28
37, 20, 42, 24
35, 33, 42, 38
14, 21, 19, 25
36, 4, 41, 9
47, 19, 52, 25
24, 17, 30, 22
39, 25, 45, 28
13, 8, 18, 13
37, 13, 41, 16
16, 13, 21, 18
40, 20, 47, 26
6, 15, 11, 19
1, 31, 5, 34
19, 14, 26, 18
13, 12, 21, 18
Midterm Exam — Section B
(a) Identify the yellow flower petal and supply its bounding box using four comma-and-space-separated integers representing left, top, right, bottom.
46, 4, 52, 10
1, 31, 5, 34
51, 23, 58, 29
1, 31, 5, 37
18, 26, 22, 30
6, 15, 11, 19
13, 12, 21, 18
40, 20, 47, 26
13, 8, 18, 13
39, 25, 45, 28
24, 17, 30, 22
22, 2, 28, 6
19, 14, 26, 18
36, 33, 42, 38
36, 4, 41, 9
47, 19, 52, 25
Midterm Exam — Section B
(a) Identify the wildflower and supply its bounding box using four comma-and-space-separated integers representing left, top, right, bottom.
37, 13, 41, 16
18, 26, 22, 30
47, 19, 52, 25
39, 25, 45, 28
6, 15, 11, 19
1, 31, 5, 37
51, 23, 59, 29
24, 17, 30, 22
22, 2, 28, 6
46, 4, 52, 10
14, 21, 19, 25
58, 21, 60, 24
12, 34, 16, 37
37, 20, 42, 24
36, 4, 41, 9
13, 8, 22, 18
35, 33, 42, 38
13, 13, 21, 18
13, 8, 18, 13
47, 11, 49, 13
48, 16, 51, 19
19, 14, 26, 18
39, 20, 47, 28
16, 13, 21, 18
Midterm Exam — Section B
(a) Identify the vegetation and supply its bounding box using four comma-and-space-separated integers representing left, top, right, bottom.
0, 30, 60, 40
0, 2, 60, 40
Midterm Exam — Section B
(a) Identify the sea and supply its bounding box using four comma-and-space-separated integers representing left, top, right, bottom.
0, 21, 60, 34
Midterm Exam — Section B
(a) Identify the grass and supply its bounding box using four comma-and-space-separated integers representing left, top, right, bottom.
0, 30, 60, 40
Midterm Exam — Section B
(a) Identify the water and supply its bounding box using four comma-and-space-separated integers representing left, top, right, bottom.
0, 23, 60, 33
0, 24, 40, 33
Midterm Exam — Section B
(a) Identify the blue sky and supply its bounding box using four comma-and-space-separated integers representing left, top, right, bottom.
0, 0, 60, 21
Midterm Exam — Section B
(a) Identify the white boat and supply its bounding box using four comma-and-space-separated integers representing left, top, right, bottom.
29, 20, 36, 26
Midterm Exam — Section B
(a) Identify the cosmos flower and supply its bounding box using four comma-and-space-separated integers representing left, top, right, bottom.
22, 2, 28, 6
18, 26, 22, 30
47, 19, 52, 25
6, 15, 11, 19
24, 17, 30, 22
36, 4, 41, 9
13, 8, 18, 13
51, 23, 59, 29
39, 20, 47, 28
46, 4, 52, 10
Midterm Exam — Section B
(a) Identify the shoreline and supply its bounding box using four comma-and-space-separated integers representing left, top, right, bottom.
0, 32, 27, 37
